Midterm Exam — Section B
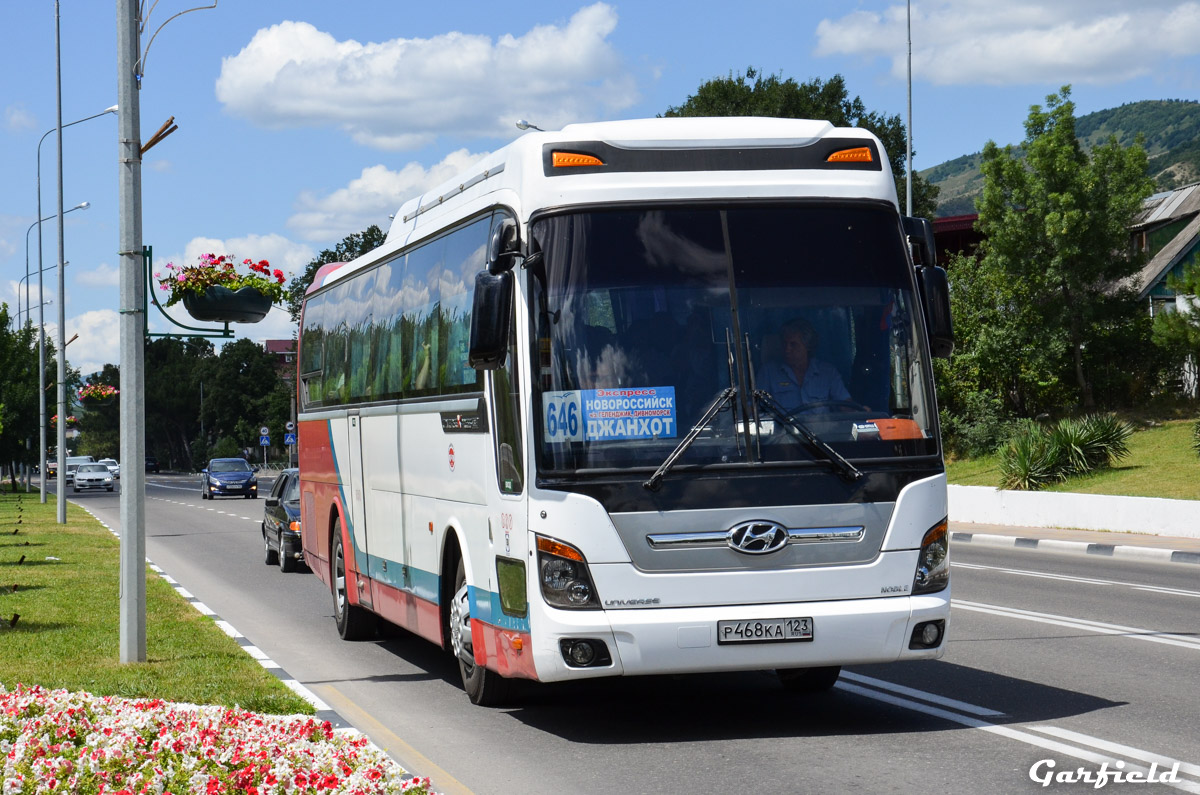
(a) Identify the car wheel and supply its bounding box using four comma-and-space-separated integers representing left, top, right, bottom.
279, 539, 296, 573
106, 487, 113, 492
263, 526, 278, 566
776, 666, 841, 693
450, 557, 512, 706
332, 531, 373, 640
72, 486, 78, 493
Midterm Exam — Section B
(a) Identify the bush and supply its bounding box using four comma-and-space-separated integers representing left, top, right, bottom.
1193, 419, 1200, 458
940, 391, 1017, 458
999, 422, 1063, 491
999, 414, 1133, 490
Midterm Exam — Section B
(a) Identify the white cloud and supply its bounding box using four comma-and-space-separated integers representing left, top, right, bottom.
77, 263, 119, 289
815, 1, 1200, 86
215, 3, 638, 149
288, 149, 489, 242
4, 105, 36, 132
64, 309, 121, 377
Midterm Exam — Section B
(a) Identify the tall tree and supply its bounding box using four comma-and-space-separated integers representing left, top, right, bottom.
972, 86, 1154, 412
0, 306, 40, 482
286, 225, 387, 321
76, 363, 121, 459
144, 337, 214, 469
664, 68, 939, 218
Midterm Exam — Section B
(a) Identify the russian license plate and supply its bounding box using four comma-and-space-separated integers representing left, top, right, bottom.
227, 483, 242, 489
718, 617, 813, 644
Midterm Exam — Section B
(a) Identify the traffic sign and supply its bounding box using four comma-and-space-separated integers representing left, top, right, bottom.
259, 435, 271, 446
284, 433, 297, 445
285, 421, 295, 432
259, 426, 270, 436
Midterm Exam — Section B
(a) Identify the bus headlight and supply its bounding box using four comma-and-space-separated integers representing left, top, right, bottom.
536, 535, 600, 610
912, 519, 949, 595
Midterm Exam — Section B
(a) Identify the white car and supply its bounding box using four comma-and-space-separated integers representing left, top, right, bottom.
73, 463, 114, 493
98, 458, 120, 479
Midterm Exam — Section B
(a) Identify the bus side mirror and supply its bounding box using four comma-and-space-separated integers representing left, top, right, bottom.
469, 269, 513, 369
902, 216, 936, 267
488, 218, 520, 274
919, 264, 954, 359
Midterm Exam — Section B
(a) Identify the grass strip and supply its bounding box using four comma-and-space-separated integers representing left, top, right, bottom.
947, 419, 1200, 500
0, 491, 312, 715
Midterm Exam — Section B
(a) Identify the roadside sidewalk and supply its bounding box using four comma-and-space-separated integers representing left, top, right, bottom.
950, 521, 1200, 566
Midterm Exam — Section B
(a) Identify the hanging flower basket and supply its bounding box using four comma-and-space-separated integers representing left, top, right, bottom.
182, 285, 274, 323
156, 254, 285, 325
78, 382, 119, 406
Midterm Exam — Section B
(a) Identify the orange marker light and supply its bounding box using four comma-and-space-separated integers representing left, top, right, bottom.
826, 146, 874, 163
537, 536, 584, 561
552, 151, 605, 168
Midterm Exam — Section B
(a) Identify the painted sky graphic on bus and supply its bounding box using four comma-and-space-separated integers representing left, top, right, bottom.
543, 387, 677, 443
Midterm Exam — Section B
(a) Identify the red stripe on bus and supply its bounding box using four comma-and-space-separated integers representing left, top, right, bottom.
472, 618, 538, 681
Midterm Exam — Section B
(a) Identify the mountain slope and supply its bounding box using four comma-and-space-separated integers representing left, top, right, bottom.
922, 99, 1200, 217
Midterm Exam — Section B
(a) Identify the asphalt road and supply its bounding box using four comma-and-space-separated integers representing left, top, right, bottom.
70, 477, 1200, 794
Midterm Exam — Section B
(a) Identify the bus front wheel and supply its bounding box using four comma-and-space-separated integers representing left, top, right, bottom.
450, 557, 511, 706
332, 532, 374, 640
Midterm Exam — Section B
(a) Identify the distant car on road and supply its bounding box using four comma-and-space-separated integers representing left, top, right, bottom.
98, 458, 120, 479
145, 456, 161, 473
73, 463, 114, 493
262, 468, 302, 572
64, 455, 95, 484
201, 457, 258, 500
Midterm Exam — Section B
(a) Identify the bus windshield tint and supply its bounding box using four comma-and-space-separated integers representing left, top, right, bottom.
531, 204, 938, 475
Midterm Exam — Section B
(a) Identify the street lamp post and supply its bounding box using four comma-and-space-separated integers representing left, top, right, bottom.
22, 203, 87, 325
35, 95, 115, 506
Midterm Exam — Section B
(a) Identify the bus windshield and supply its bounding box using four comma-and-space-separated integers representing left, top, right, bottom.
531, 203, 939, 476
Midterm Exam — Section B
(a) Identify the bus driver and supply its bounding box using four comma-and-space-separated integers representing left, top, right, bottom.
756, 317, 851, 412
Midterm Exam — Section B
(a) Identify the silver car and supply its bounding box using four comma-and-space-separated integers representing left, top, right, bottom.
73, 463, 115, 493
98, 458, 120, 479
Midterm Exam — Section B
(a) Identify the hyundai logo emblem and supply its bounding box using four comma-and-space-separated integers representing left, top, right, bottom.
727, 521, 789, 555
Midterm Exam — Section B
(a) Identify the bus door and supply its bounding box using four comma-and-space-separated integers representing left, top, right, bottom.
345, 411, 372, 597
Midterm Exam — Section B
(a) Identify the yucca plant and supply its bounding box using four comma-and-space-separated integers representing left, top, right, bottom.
1078, 413, 1133, 468
1047, 417, 1090, 476
999, 423, 1062, 491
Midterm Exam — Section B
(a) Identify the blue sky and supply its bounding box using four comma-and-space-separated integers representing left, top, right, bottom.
4, 1, 1200, 374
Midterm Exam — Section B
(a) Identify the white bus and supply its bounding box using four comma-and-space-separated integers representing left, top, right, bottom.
297, 117, 954, 706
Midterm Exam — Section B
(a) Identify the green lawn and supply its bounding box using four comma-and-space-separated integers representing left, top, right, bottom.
946, 419, 1200, 500
0, 491, 312, 714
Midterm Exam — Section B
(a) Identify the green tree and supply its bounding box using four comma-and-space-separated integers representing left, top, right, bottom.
144, 337, 215, 469
0, 305, 46, 483
204, 338, 291, 461
970, 86, 1154, 412
664, 68, 939, 218
76, 363, 121, 459
1152, 264, 1200, 365
286, 225, 386, 321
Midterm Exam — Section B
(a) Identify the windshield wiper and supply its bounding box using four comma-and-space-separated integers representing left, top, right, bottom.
643, 386, 736, 492
753, 390, 863, 482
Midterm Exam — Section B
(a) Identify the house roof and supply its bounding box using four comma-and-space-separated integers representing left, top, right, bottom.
263, 339, 295, 355
1124, 211, 1200, 298
1133, 182, 1200, 228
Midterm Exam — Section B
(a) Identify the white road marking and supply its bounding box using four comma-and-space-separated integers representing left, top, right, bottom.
839, 681, 1200, 793
1029, 725, 1200, 778
954, 600, 1200, 652
952, 561, 1200, 598
839, 671, 1005, 717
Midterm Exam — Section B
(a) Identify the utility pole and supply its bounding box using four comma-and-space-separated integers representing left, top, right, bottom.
905, 0, 913, 217
117, 0, 146, 663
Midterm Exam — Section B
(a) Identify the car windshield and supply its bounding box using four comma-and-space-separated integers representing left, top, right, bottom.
78, 464, 108, 473
530, 203, 938, 477
99, 459, 117, 466
210, 460, 251, 473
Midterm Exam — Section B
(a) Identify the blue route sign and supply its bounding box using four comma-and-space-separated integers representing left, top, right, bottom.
259, 436, 271, 447
284, 433, 297, 445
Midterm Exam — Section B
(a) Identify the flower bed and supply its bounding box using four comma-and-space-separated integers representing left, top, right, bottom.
0, 684, 435, 794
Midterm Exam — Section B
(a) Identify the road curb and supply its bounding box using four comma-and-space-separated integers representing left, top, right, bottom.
951, 531, 1200, 566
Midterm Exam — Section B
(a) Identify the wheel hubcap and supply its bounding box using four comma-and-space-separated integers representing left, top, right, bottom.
449, 582, 474, 665
334, 546, 346, 617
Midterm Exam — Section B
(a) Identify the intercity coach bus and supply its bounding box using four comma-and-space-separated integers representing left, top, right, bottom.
296, 117, 954, 706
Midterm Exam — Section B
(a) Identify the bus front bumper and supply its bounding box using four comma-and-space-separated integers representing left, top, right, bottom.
528, 591, 950, 683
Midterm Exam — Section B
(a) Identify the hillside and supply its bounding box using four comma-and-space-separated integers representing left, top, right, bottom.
922, 99, 1200, 217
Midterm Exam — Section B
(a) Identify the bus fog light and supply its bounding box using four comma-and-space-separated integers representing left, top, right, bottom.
909, 620, 944, 649
559, 638, 612, 668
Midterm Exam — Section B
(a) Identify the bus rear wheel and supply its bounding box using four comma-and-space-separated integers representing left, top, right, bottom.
450, 557, 511, 706
332, 532, 373, 640
776, 665, 841, 693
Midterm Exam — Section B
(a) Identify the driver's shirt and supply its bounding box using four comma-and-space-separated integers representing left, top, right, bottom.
756, 359, 850, 413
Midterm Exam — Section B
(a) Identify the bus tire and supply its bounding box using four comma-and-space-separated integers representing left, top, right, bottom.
776, 665, 841, 693
332, 531, 373, 641
451, 557, 511, 706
